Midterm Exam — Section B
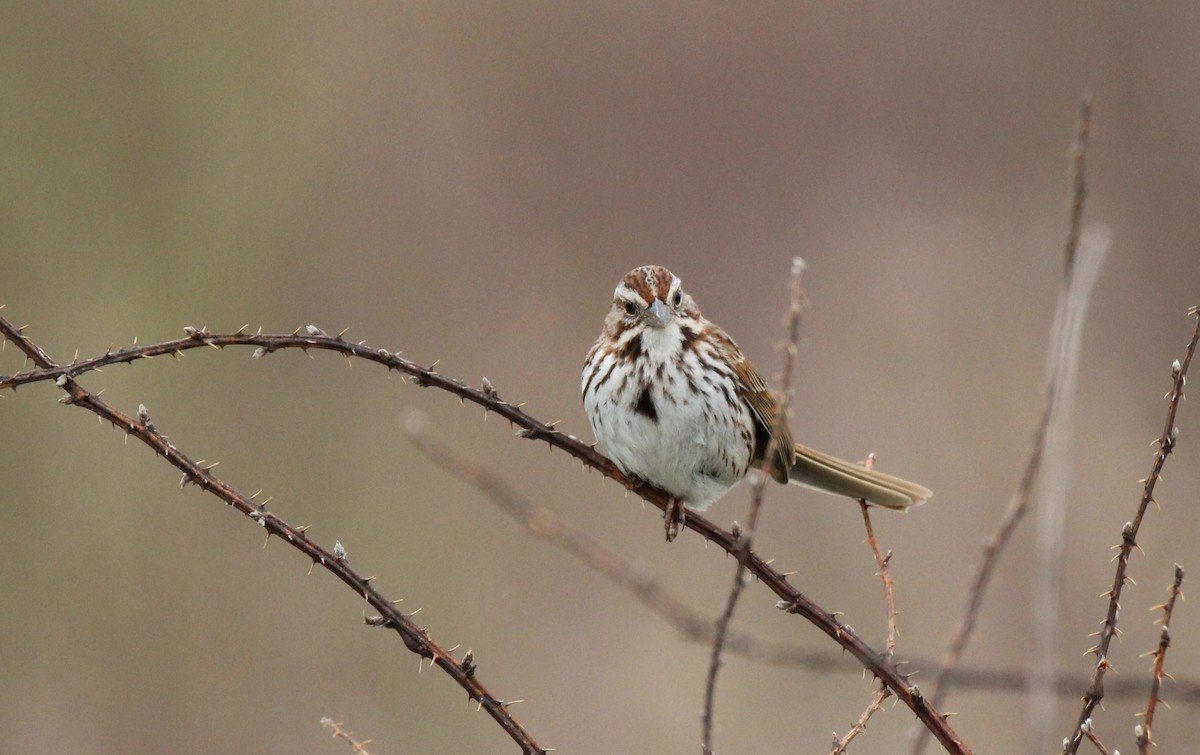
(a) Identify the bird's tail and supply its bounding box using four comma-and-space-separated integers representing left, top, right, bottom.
788, 443, 931, 509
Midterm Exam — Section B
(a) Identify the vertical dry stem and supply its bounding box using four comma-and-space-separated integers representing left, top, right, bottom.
701, 258, 806, 754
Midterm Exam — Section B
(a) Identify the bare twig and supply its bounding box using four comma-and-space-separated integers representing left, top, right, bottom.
1137, 564, 1185, 754
831, 481, 897, 755
1081, 718, 1113, 755
832, 687, 893, 755
1032, 104, 1110, 749
702, 257, 807, 755
0, 316, 970, 754
320, 717, 375, 755
859, 470, 897, 660
0, 317, 547, 755
1062, 309, 1200, 755
916, 93, 1105, 755
1063, 93, 1093, 275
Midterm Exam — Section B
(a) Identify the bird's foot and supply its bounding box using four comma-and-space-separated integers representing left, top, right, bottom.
664, 497, 685, 542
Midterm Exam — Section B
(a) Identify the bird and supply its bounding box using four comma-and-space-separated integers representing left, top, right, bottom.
582, 264, 930, 539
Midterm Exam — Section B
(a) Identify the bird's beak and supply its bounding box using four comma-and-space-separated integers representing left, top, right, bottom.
644, 299, 672, 329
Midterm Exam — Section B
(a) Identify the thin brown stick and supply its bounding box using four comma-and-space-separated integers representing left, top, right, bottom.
830, 465, 897, 755
860, 481, 897, 660
0, 316, 970, 754
1063, 93, 1092, 275
1081, 719, 1113, 755
1137, 564, 1185, 754
701, 257, 807, 755
0, 317, 547, 755
1062, 309, 1200, 755
916, 93, 1094, 755
832, 687, 893, 755
320, 717, 375, 755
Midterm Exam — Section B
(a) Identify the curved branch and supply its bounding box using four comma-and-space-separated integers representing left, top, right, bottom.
0, 317, 547, 755
0, 321, 970, 754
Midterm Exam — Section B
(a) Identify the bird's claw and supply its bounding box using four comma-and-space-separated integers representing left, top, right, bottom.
664, 497, 685, 542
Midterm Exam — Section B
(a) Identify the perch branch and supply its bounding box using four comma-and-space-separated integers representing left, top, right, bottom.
0, 315, 969, 754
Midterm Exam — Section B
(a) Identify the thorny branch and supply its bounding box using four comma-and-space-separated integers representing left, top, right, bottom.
1061, 309, 1200, 755
0, 316, 547, 755
831, 486, 897, 755
0, 315, 970, 753
1138, 564, 1185, 754
702, 257, 806, 755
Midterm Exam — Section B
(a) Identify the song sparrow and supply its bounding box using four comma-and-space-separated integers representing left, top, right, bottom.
582, 265, 931, 540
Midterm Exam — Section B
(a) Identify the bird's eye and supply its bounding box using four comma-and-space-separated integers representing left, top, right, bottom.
672, 291, 683, 307
623, 301, 638, 316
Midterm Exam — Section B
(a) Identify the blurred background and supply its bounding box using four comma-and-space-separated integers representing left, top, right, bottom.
3, 3, 1199, 753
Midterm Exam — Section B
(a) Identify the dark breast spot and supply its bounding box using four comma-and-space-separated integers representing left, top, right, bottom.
680, 326, 699, 351
634, 385, 658, 422
618, 332, 643, 363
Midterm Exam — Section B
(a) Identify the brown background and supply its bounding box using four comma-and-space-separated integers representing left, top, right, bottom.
2, 3, 1199, 753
